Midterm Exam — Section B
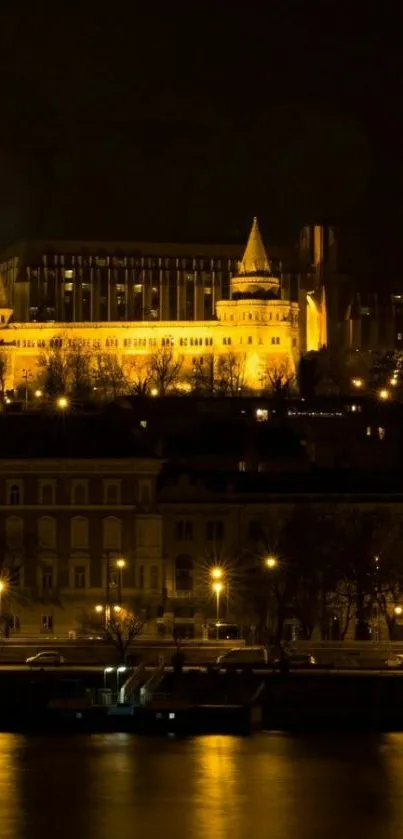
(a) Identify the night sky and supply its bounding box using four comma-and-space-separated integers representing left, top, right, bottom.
0, 3, 401, 284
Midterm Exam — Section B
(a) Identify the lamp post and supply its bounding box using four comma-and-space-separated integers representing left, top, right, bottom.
210, 567, 225, 638
22, 369, 32, 410
117, 665, 127, 699
116, 558, 126, 604
0, 580, 5, 621
103, 666, 114, 689
56, 396, 69, 410
265, 555, 278, 570
212, 581, 223, 638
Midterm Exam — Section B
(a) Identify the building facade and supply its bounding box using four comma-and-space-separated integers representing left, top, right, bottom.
0, 220, 330, 393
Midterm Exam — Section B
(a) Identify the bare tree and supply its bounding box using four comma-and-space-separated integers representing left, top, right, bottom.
126, 357, 153, 396
37, 341, 70, 396
217, 352, 246, 396
93, 353, 129, 400
149, 347, 183, 396
96, 609, 145, 662
187, 354, 218, 395
263, 361, 295, 397
66, 342, 92, 399
0, 353, 7, 408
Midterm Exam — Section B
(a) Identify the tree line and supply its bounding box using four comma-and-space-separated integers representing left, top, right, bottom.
233, 505, 403, 643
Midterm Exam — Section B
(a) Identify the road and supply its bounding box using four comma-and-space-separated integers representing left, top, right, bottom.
1, 664, 403, 676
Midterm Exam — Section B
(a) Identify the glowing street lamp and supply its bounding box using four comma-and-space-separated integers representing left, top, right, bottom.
352, 378, 364, 389
0, 579, 6, 616
150, 388, 159, 397
56, 396, 69, 410
265, 555, 278, 570
390, 377, 398, 387
378, 389, 390, 401
210, 567, 223, 581
103, 666, 114, 688
212, 581, 223, 637
395, 606, 403, 616
35, 389, 43, 398
116, 558, 126, 603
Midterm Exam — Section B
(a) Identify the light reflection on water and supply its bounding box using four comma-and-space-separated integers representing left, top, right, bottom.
1, 731, 403, 839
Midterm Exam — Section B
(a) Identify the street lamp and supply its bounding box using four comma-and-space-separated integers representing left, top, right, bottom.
116, 558, 126, 603
35, 389, 43, 399
211, 567, 223, 580
22, 369, 32, 410
212, 581, 223, 638
395, 606, 403, 616
117, 665, 127, 698
378, 389, 390, 401
265, 555, 278, 570
352, 378, 364, 389
0, 579, 5, 617
95, 603, 111, 626
56, 396, 69, 410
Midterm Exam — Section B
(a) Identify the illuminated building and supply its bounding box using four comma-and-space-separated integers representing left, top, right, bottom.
0, 219, 329, 392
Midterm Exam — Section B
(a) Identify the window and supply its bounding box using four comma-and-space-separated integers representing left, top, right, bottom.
238, 461, 246, 472
38, 517, 56, 549
8, 483, 21, 505
175, 555, 194, 592
42, 566, 53, 591
40, 483, 55, 505
378, 427, 386, 440
248, 336, 252, 344
71, 516, 89, 549
139, 564, 144, 589
175, 520, 193, 540
72, 482, 88, 505
139, 480, 152, 506
42, 615, 53, 631
103, 516, 122, 550
74, 566, 86, 589
206, 520, 224, 541
292, 338, 297, 347
248, 520, 261, 540
150, 565, 159, 590
104, 481, 121, 505
5, 516, 23, 549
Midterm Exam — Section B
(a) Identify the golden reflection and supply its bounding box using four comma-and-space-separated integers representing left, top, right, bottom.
193, 736, 240, 839
0, 733, 21, 836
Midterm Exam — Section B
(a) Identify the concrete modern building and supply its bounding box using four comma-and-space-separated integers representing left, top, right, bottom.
0, 220, 333, 393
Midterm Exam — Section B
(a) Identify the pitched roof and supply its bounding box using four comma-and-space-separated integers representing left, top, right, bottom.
238, 217, 271, 275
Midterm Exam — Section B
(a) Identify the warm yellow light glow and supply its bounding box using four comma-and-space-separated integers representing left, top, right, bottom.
56, 396, 69, 409
395, 606, 403, 616
378, 389, 390, 401
390, 377, 398, 386
212, 581, 223, 594
210, 567, 223, 580
150, 388, 159, 397
35, 389, 43, 398
0, 580, 5, 594
116, 559, 126, 569
352, 378, 364, 389
95, 604, 103, 613
113, 605, 122, 613
265, 555, 278, 569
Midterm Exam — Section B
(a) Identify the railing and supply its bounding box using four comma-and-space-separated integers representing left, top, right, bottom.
119, 663, 146, 703
171, 590, 194, 599
139, 662, 165, 706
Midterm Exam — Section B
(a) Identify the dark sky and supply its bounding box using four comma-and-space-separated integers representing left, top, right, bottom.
0, 2, 402, 283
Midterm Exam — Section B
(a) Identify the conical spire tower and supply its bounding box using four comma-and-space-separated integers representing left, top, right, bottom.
238, 217, 271, 275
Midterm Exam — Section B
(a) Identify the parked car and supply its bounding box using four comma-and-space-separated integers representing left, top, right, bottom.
215, 646, 270, 669
385, 654, 403, 669
26, 651, 65, 667
272, 652, 316, 669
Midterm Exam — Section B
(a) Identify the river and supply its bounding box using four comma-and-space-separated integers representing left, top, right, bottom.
0, 731, 402, 838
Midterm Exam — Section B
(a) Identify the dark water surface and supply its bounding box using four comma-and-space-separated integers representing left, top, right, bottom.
1, 731, 403, 839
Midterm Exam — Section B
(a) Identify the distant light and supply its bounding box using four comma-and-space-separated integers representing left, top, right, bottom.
378, 389, 390, 401
104, 667, 114, 674
395, 606, 403, 616
5, 398, 11, 404
150, 388, 159, 397
56, 396, 69, 409
169, 713, 176, 719
256, 408, 269, 422
390, 377, 398, 386
265, 556, 278, 570
212, 581, 223, 594
113, 605, 122, 613
35, 389, 42, 398
0, 580, 5, 593
95, 604, 104, 613
116, 559, 126, 569
352, 378, 363, 389
117, 666, 127, 673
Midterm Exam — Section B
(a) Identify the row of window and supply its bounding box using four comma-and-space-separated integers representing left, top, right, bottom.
175, 520, 225, 542
179, 337, 213, 347
4, 515, 123, 550
222, 311, 291, 322
4, 479, 152, 507
174, 519, 273, 542
12, 334, 295, 352
37, 563, 160, 592
20, 256, 234, 270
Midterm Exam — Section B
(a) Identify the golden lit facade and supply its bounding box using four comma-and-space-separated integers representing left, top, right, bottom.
0, 220, 328, 392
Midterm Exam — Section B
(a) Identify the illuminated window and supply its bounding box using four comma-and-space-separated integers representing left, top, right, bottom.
64, 270, 74, 279
378, 427, 386, 440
